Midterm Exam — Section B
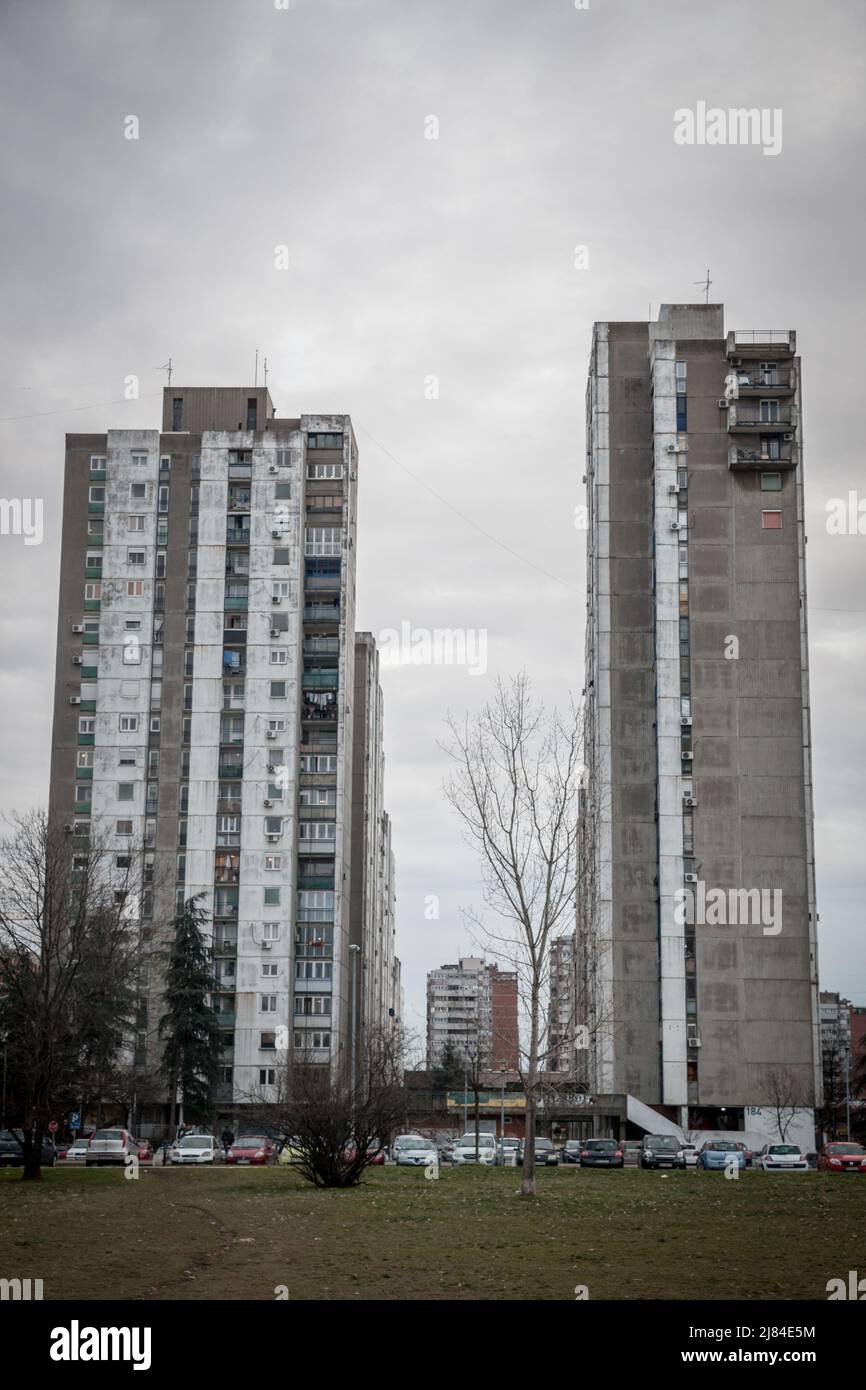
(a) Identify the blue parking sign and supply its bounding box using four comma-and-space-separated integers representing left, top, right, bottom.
69, 1111, 80, 1129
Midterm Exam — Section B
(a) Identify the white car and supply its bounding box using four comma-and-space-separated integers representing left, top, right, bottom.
86, 1128, 140, 1167
756, 1144, 809, 1172
168, 1134, 219, 1165
452, 1133, 497, 1166
679, 1143, 699, 1168
391, 1134, 422, 1161
395, 1137, 439, 1167
64, 1139, 90, 1165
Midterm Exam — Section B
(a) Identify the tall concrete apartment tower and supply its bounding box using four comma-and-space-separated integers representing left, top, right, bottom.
582, 305, 821, 1139
426, 957, 519, 1071
49, 388, 399, 1129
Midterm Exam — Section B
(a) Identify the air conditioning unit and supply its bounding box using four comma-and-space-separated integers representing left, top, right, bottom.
68, 696, 81, 705
267, 763, 277, 774
266, 730, 277, 740
665, 444, 678, 455
684, 873, 698, 884
730, 355, 742, 367
688, 1037, 702, 1048
271, 595, 281, 605
266, 833, 281, 843
262, 940, 273, 950
669, 522, 681, 531
72, 655, 83, 665
683, 796, 697, 808
270, 627, 281, 638
668, 484, 679, 495
682, 751, 694, 762
268, 464, 278, 474
71, 624, 84, 634
271, 529, 282, 538
718, 398, 729, 409
63, 824, 74, 834
783, 432, 794, 441
264, 799, 274, 808
680, 716, 692, 727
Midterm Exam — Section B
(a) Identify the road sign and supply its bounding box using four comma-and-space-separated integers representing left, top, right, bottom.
48, 1120, 58, 1133
69, 1111, 80, 1129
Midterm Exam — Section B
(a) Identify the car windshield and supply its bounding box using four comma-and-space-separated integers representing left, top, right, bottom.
92, 1130, 124, 1141
586, 1140, 617, 1150
708, 1142, 737, 1151
461, 1135, 494, 1146
178, 1136, 210, 1148
533, 1139, 553, 1149
770, 1146, 800, 1154
828, 1144, 863, 1155
647, 1137, 679, 1150
403, 1139, 432, 1150
234, 1137, 265, 1147
565, 1141, 581, 1149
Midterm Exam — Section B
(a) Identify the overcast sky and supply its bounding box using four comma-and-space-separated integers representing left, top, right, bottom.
1, 0, 864, 1037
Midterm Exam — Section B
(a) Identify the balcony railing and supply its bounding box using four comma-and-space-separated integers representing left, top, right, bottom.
729, 446, 795, 471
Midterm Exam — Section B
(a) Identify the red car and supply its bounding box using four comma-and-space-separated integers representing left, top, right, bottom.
817, 1142, 866, 1173
343, 1143, 386, 1165
136, 1139, 153, 1162
225, 1135, 277, 1166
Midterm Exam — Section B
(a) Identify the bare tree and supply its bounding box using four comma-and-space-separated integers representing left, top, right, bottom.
442, 674, 585, 1196
0, 811, 146, 1179
243, 1026, 408, 1188
760, 1065, 814, 1143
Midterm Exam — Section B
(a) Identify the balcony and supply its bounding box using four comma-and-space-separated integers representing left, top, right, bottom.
730, 368, 795, 396
214, 941, 238, 957
729, 445, 795, 472
302, 669, 338, 689
77, 732, 95, 746
83, 600, 101, 612
727, 404, 795, 433
224, 595, 249, 611
84, 566, 102, 580
226, 524, 251, 546
218, 764, 244, 780
216, 798, 242, 816
81, 666, 98, 680
302, 697, 337, 722
304, 604, 340, 624
727, 329, 796, 360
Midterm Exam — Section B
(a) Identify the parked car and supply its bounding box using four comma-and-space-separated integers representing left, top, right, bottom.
168, 1134, 219, 1165
697, 1140, 746, 1171
0, 1129, 57, 1167
579, 1138, 624, 1169
85, 1129, 139, 1167
225, 1135, 277, 1166
453, 1132, 498, 1165
277, 1137, 304, 1166
755, 1144, 809, 1172
680, 1143, 699, 1168
343, 1142, 386, 1165
517, 1136, 559, 1167
495, 1137, 521, 1165
622, 1140, 643, 1167
62, 1138, 91, 1165
136, 1139, 153, 1162
391, 1134, 422, 1160
735, 1142, 753, 1167
561, 1139, 583, 1165
817, 1142, 866, 1174
395, 1137, 439, 1167
640, 1134, 684, 1169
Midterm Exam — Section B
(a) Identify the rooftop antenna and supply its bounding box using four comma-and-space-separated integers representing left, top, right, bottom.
694, 269, 712, 305
254, 348, 259, 387
157, 357, 173, 387
263, 356, 269, 389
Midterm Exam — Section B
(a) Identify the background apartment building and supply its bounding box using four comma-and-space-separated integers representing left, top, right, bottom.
426, 957, 518, 1071
49, 387, 399, 1131
580, 305, 821, 1141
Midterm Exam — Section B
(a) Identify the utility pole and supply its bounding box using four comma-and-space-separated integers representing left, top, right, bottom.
349, 943, 360, 1114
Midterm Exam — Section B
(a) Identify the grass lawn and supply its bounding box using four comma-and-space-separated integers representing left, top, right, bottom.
1, 1163, 863, 1301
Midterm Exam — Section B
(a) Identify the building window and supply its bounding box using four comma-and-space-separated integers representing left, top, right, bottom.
131, 452, 148, 467
76, 749, 93, 768
272, 582, 290, 600
172, 397, 183, 431
270, 649, 288, 665
127, 550, 146, 565
260, 1032, 276, 1050
261, 994, 277, 1012
117, 783, 135, 801
760, 436, 781, 461
275, 482, 291, 500
130, 483, 147, 499
90, 455, 107, 472
273, 548, 290, 565
264, 887, 281, 906
127, 580, 144, 596
259, 1068, 276, 1085
262, 922, 280, 942
307, 433, 343, 449
264, 854, 282, 871
78, 717, 96, 734
265, 818, 283, 837
84, 582, 101, 600
270, 681, 286, 698
262, 963, 278, 978
761, 510, 782, 530
118, 714, 139, 732
88, 486, 105, 503
127, 515, 146, 532
246, 398, 258, 431
115, 819, 134, 835
761, 472, 782, 492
